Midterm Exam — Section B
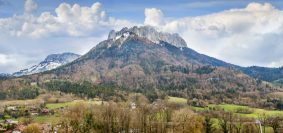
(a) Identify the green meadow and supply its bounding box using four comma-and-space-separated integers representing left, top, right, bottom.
168, 96, 283, 118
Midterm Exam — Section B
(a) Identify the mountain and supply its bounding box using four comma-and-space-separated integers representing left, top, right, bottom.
0, 73, 10, 77
12, 52, 80, 77
6, 26, 281, 83
48, 26, 239, 81
0, 26, 281, 106
0, 73, 11, 80
31, 26, 275, 96
103, 27, 283, 83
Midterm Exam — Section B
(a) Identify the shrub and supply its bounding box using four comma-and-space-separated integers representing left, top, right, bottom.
22, 123, 41, 133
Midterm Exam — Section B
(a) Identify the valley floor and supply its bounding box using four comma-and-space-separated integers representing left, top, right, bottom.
1, 95, 283, 133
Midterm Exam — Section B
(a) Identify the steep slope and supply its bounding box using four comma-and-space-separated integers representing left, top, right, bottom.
12, 52, 80, 77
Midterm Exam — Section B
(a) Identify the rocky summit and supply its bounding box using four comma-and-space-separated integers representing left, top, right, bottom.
108, 26, 187, 48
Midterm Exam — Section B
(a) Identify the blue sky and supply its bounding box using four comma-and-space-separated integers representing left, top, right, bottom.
1, 0, 283, 73
2, 0, 283, 20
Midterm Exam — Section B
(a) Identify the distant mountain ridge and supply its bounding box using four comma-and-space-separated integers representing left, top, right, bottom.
12, 52, 80, 77
0, 73, 11, 77
0, 73, 11, 80
241, 66, 283, 82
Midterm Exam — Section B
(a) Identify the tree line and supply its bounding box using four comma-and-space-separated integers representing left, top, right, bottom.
0, 87, 39, 100
54, 94, 283, 133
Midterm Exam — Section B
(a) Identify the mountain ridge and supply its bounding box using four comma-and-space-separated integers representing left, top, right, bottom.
21, 26, 277, 83
0, 26, 282, 107
1, 26, 282, 82
105, 26, 283, 83
12, 52, 80, 77
108, 26, 187, 48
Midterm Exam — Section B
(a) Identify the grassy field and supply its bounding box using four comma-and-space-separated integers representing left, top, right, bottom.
40, 99, 103, 122
33, 115, 61, 123
167, 97, 280, 133
0, 99, 105, 123
167, 96, 187, 104
46, 102, 75, 109
46, 99, 103, 110
0, 93, 78, 108
0, 99, 44, 107
168, 96, 283, 118
208, 104, 283, 118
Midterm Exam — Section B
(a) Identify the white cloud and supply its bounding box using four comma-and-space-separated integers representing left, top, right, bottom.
0, 0, 136, 38
0, 54, 26, 72
144, 8, 164, 27
0, 0, 136, 73
0, 54, 9, 64
144, 3, 283, 67
24, 0, 37, 14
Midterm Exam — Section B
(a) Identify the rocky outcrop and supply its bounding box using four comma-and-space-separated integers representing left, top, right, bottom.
108, 26, 187, 48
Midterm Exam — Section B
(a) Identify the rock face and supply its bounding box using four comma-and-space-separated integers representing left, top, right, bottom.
13, 52, 80, 77
108, 26, 188, 48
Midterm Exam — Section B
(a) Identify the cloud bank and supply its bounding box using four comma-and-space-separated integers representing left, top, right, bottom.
0, 1, 135, 38
145, 3, 283, 67
0, 0, 135, 72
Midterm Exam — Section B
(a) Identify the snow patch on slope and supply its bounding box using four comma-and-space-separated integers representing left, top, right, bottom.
12, 52, 80, 77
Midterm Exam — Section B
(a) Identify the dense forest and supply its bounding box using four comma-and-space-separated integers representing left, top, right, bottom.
0, 87, 39, 100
